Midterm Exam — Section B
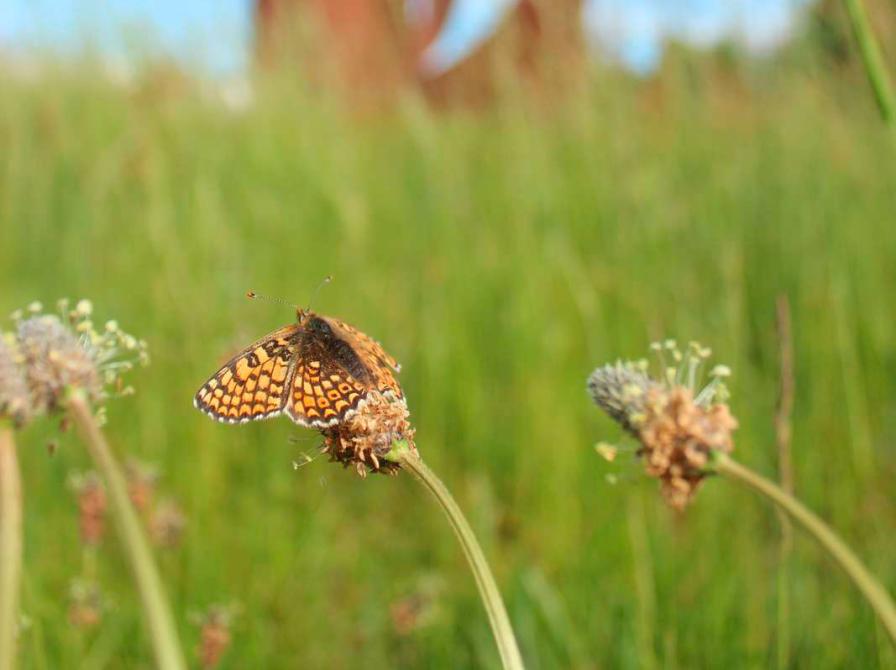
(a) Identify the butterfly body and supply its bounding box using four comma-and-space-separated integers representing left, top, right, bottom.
194, 310, 402, 427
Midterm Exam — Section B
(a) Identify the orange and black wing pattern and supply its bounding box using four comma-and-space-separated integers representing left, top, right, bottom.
283, 314, 403, 428
285, 356, 370, 428
327, 317, 403, 401
193, 325, 299, 424
195, 312, 403, 428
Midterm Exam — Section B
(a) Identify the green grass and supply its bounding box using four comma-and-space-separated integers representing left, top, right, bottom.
1, 58, 895, 668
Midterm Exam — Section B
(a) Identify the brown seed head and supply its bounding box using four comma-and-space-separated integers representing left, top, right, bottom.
390, 595, 427, 636
321, 391, 416, 477
195, 604, 238, 669
125, 458, 160, 514
69, 471, 107, 546
68, 580, 105, 629
639, 387, 737, 510
389, 575, 443, 635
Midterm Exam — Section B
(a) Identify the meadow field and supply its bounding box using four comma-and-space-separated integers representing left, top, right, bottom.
1, 48, 896, 668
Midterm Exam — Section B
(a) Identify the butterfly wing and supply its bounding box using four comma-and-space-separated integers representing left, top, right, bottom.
326, 317, 403, 400
284, 315, 403, 428
194, 325, 300, 424
285, 356, 370, 428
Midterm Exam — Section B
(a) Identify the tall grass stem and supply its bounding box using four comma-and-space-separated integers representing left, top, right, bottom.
713, 452, 896, 646
392, 446, 525, 670
774, 295, 795, 670
842, 0, 896, 126
0, 424, 22, 670
67, 392, 187, 670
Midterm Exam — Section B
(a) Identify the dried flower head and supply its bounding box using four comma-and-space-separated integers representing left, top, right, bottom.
150, 499, 187, 548
125, 458, 160, 514
321, 392, 416, 477
68, 579, 106, 629
639, 387, 737, 509
68, 471, 107, 546
11, 300, 149, 417
588, 340, 737, 509
0, 333, 32, 426
192, 604, 238, 669
390, 576, 443, 636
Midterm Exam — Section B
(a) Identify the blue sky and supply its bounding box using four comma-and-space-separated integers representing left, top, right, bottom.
0, 0, 810, 78
0, 0, 251, 75
582, 0, 809, 74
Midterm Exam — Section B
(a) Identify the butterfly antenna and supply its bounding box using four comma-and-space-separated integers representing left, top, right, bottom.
306, 275, 332, 313
246, 290, 300, 311
248, 276, 330, 318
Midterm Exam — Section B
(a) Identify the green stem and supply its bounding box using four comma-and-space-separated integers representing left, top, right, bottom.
713, 453, 896, 646
0, 424, 22, 670
67, 392, 186, 670
843, 0, 896, 125
390, 444, 525, 670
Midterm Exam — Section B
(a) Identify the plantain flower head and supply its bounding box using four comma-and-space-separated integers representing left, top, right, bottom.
321, 391, 417, 477
68, 579, 106, 629
192, 603, 239, 669
11, 299, 149, 418
588, 340, 737, 509
68, 470, 107, 546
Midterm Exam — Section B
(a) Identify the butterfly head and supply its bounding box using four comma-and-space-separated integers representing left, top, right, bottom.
296, 309, 334, 336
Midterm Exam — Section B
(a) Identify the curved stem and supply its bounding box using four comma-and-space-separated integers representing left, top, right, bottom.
68, 392, 186, 670
0, 424, 22, 670
713, 452, 896, 645
391, 444, 525, 670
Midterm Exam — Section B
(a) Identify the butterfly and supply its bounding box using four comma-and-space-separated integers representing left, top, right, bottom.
194, 309, 403, 427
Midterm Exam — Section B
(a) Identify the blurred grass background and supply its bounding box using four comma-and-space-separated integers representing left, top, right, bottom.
2, 32, 896, 669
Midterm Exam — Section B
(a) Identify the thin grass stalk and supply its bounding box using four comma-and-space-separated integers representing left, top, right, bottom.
67, 392, 186, 670
0, 423, 22, 670
391, 446, 524, 670
774, 295, 795, 670
712, 452, 896, 646
842, 0, 896, 126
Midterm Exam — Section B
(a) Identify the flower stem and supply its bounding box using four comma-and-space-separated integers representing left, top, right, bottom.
0, 423, 22, 670
389, 443, 525, 670
67, 392, 186, 670
843, 0, 896, 127
712, 452, 896, 645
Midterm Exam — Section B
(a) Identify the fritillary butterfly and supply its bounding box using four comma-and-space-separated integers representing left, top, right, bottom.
194, 310, 403, 427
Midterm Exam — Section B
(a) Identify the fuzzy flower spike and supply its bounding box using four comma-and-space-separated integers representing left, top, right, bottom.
12, 299, 149, 418
589, 340, 738, 509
